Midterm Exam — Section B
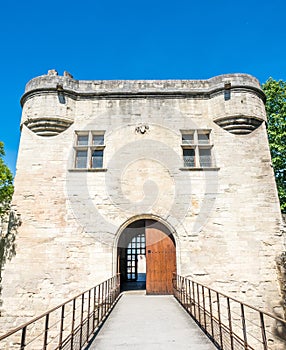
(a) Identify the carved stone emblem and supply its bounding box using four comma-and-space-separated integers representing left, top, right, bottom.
135, 124, 149, 134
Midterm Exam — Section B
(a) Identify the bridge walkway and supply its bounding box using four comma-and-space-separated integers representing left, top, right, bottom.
86, 291, 217, 349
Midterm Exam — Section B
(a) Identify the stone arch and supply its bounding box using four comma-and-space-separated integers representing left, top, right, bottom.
114, 215, 178, 294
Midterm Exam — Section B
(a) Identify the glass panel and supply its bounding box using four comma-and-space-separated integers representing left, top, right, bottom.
77, 134, 89, 146
198, 132, 210, 144
91, 150, 103, 168
182, 133, 194, 144
199, 148, 212, 167
75, 150, 88, 168
183, 148, 195, 167
125, 233, 146, 281
92, 134, 104, 145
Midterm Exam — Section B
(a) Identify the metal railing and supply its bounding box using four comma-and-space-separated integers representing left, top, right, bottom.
173, 274, 286, 349
0, 275, 120, 350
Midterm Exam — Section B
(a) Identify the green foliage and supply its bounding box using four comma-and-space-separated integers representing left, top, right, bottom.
262, 78, 286, 213
0, 142, 14, 218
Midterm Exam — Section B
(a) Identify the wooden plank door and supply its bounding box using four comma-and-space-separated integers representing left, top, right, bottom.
145, 220, 176, 294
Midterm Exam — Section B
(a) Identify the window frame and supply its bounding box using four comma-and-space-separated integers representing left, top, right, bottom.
181, 129, 214, 169
73, 130, 105, 170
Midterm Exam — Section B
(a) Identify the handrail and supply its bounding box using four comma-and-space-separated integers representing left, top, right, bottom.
173, 274, 286, 350
0, 274, 120, 350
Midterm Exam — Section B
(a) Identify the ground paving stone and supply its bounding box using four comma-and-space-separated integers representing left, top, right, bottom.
88, 291, 217, 349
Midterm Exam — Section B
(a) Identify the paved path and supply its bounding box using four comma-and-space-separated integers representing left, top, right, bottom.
87, 291, 217, 349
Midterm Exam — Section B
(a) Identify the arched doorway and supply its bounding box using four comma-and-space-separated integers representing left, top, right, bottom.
117, 219, 176, 294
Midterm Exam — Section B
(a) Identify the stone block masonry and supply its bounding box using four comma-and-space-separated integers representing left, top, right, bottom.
0, 71, 284, 345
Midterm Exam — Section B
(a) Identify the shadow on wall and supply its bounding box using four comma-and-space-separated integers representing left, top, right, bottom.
0, 210, 21, 314
273, 215, 286, 344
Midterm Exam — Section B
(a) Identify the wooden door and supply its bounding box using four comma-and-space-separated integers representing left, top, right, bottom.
145, 220, 176, 294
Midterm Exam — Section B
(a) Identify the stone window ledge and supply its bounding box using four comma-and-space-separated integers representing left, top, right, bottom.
68, 168, 108, 172
179, 167, 220, 171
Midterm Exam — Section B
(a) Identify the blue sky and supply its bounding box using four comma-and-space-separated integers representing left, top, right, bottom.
1, 0, 286, 174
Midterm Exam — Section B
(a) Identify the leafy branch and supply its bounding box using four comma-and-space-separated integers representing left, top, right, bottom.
262, 78, 286, 213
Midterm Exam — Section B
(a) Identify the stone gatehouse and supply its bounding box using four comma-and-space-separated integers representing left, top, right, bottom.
0, 70, 284, 329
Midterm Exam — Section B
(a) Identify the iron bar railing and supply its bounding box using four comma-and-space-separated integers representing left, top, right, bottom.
0, 274, 120, 350
173, 274, 286, 350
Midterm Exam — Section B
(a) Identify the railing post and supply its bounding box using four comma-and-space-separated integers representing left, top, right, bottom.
202, 285, 207, 330
20, 326, 27, 350
102, 281, 105, 316
208, 289, 214, 339
175, 273, 178, 298
58, 304, 65, 350
172, 273, 176, 295
93, 286, 97, 328
108, 277, 111, 308
197, 283, 201, 325
227, 297, 234, 350
187, 279, 191, 314
71, 298, 76, 350
116, 274, 119, 298
79, 293, 84, 347
217, 292, 223, 349
113, 276, 115, 301
104, 280, 107, 315
98, 284, 101, 323
43, 313, 49, 350
192, 281, 196, 319
183, 276, 186, 307
110, 276, 113, 302
111, 276, 114, 303
241, 304, 248, 349
87, 290, 91, 342
100, 282, 104, 322
260, 311, 268, 350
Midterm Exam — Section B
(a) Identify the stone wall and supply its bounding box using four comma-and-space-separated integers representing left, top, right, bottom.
0, 71, 284, 342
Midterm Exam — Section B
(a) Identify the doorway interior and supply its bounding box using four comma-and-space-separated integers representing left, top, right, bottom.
117, 219, 176, 294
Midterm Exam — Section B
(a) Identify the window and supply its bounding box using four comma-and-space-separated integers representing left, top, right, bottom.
75, 150, 88, 168
198, 131, 210, 145
91, 150, 103, 168
182, 132, 194, 145
183, 148, 195, 167
199, 148, 212, 167
181, 130, 213, 168
126, 233, 146, 281
74, 131, 105, 169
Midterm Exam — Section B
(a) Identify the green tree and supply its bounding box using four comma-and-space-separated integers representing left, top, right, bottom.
0, 142, 15, 311
0, 142, 14, 219
262, 78, 286, 213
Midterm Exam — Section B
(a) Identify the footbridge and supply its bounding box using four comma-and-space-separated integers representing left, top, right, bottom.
0, 275, 285, 349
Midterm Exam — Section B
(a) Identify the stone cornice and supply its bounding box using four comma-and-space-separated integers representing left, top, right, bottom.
20, 73, 266, 106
